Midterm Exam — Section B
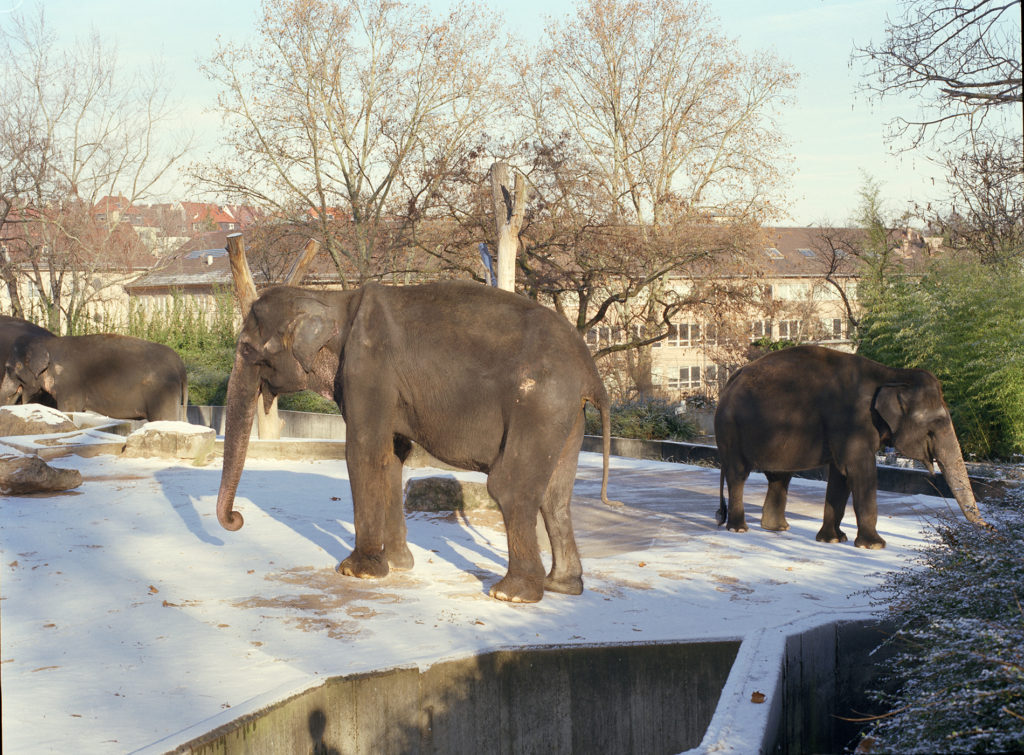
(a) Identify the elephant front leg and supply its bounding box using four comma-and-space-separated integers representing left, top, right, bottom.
761, 472, 791, 531
384, 437, 414, 571
816, 464, 850, 543
849, 461, 886, 549
337, 444, 391, 579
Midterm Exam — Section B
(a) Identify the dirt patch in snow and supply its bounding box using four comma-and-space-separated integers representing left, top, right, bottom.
232, 566, 422, 639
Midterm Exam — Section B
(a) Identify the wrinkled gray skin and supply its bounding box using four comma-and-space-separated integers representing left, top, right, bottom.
216, 281, 613, 603
715, 345, 986, 548
0, 333, 187, 421
0, 316, 55, 406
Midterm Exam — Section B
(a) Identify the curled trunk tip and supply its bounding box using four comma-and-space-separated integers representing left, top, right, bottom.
219, 509, 244, 531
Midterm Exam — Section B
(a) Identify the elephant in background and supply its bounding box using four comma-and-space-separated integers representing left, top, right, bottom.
216, 281, 613, 603
0, 316, 55, 405
715, 344, 987, 548
1, 333, 188, 422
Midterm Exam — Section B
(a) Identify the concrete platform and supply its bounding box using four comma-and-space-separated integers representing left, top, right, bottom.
1, 449, 974, 753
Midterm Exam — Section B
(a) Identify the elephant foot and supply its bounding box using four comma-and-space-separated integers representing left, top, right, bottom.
816, 528, 848, 543
386, 544, 415, 571
544, 573, 584, 595
338, 550, 390, 579
761, 520, 790, 532
489, 574, 544, 603
727, 521, 749, 533
855, 533, 886, 549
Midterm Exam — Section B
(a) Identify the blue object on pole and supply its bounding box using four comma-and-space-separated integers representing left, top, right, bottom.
478, 242, 497, 286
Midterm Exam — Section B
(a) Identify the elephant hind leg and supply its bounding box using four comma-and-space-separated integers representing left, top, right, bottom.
486, 439, 559, 604
761, 472, 792, 531
539, 414, 585, 596
816, 463, 850, 543
722, 461, 751, 533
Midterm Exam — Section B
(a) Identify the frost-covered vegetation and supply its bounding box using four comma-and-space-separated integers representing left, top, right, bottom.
585, 398, 697, 441
865, 488, 1024, 753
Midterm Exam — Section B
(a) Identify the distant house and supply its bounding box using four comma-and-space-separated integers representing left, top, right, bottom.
628, 226, 937, 397
124, 229, 341, 317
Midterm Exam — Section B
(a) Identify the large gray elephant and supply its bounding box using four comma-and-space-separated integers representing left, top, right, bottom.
215, 281, 613, 603
0, 333, 187, 421
715, 344, 987, 548
0, 316, 55, 406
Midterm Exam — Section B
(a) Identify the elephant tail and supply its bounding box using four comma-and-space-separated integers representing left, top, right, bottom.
716, 469, 728, 526
586, 383, 616, 506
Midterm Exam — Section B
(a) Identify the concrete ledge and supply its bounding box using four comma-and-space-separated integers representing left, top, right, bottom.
188, 405, 346, 440
581, 435, 1011, 500
165, 641, 740, 755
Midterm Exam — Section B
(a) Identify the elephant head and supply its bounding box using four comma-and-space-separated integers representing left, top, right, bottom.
875, 372, 987, 526
216, 287, 356, 531
0, 337, 53, 405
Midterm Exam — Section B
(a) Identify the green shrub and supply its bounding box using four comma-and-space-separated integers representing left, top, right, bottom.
278, 390, 341, 415
864, 491, 1024, 753
585, 398, 697, 441
858, 259, 1024, 459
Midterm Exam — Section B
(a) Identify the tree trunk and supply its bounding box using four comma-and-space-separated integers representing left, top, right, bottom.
226, 233, 281, 440
489, 161, 526, 292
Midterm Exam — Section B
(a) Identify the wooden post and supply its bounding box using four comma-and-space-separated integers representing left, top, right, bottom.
225, 233, 283, 440
489, 161, 526, 292
283, 238, 321, 285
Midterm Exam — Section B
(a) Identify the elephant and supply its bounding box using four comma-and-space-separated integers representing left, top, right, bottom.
0, 316, 55, 405
0, 333, 188, 421
714, 344, 987, 548
215, 281, 613, 603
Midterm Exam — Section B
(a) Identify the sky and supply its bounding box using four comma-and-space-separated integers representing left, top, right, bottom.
5, 0, 954, 226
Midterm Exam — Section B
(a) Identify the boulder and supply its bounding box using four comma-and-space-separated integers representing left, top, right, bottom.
403, 476, 498, 512
0, 404, 76, 437
0, 445, 82, 494
123, 421, 216, 464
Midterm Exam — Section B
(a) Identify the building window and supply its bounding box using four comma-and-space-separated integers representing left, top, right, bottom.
798, 248, 816, 258
704, 323, 719, 346
751, 320, 772, 339
665, 365, 701, 390
656, 322, 702, 348
777, 319, 802, 340
765, 247, 784, 259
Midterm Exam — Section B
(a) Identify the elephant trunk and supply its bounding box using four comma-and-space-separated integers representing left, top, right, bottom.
216, 349, 260, 531
934, 426, 988, 527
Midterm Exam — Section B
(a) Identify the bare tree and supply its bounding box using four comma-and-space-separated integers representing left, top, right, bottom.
515, 0, 795, 393
0, 5, 191, 332
856, 0, 1022, 148
197, 0, 512, 286
940, 134, 1024, 264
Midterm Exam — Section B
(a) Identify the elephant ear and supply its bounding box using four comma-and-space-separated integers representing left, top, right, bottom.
290, 313, 336, 372
875, 383, 934, 469
874, 384, 905, 436
25, 342, 51, 378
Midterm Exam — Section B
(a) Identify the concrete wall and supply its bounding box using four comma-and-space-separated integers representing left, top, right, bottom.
580, 435, 1008, 500
187, 405, 347, 441
773, 620, 896, 755
174, 641, 740, 755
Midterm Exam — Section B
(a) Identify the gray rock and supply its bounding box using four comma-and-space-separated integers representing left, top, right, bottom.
123, 421, 216, 464
0, 450, 82, 494
404, 476, 498, 512
0, 404, 76, 436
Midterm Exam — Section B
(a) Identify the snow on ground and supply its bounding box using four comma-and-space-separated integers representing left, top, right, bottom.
0, 449, 965, 753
